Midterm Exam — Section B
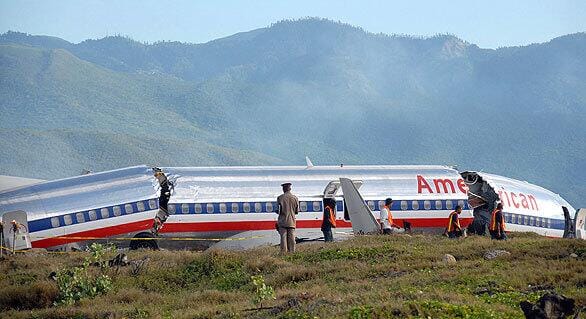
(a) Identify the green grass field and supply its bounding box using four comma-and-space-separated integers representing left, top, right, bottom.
0, 233, 584, 319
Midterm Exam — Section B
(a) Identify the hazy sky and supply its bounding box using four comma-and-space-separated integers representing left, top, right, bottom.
1, 0, 585, 48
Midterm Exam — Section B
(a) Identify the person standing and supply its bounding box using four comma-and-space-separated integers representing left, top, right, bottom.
489, 203, 507, 240
277, 182, 299, 253
380, 198, 403, 234
153, 168, 173, 234
446, 205, 463, 238
321, 198, 337, 242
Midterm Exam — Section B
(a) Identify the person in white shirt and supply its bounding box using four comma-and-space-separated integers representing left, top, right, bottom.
380, 198, 404, 234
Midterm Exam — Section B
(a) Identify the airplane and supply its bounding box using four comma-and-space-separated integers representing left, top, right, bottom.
0, 161, 584, 252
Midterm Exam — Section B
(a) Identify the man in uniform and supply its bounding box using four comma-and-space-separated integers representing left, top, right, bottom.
321, 198, 336, 242
276, 182, 299, 253
446, 205, 463, 238
489, 203, 507, 240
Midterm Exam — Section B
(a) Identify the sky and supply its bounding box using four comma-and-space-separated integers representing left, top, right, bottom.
1, 0, 585, 49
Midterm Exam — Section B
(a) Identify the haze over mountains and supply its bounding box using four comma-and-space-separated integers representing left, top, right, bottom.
0, 18, 584, 207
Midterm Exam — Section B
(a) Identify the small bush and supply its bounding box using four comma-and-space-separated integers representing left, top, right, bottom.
251, 275, 275, 308
348, 305, 373, 319
54, 243, 112, 305
54, 266, 112, 305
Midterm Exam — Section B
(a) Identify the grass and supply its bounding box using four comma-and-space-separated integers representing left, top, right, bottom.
0, 233, 584, 318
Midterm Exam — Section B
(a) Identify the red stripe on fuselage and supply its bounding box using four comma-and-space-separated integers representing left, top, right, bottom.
31, 217, 474, 248
32, 219, 153, 248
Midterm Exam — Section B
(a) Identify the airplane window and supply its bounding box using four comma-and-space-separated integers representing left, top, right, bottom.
231, 203, 239, 213
137, 202, 145, 212
195, 204, 202, 214
206, 204, 214, 214
313, 201, 320, 212
149, 199, 157, 210
412, 201, 419, 210
446, 201, 453, 210
511, 214, 516, 224
76, 212, 85, 223
243, 203, 251, 213
101, 208, 109, 219
113, 206, 122, 217
63, 214, 73, 226
458, 200, 465, 209
423, 200, 431, 210
378, 201, 385, 211
530, 217, 535, 226
125, 204, 134, 214
401, 201, 408, 211
254, 203, 262, 213
300, 201, 307, 212
435, 200, 443, 210
266, 202, 274, 212
524, 216, 529, 225
219, 203, 227, 213
51, 217, 60, 228
547, 219, 551, 228
182, 203, 189, 214
88, 210, 97, 221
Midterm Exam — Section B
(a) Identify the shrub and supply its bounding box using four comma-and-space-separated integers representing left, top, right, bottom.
54, 243, 112, 305
251, 275, 275, 308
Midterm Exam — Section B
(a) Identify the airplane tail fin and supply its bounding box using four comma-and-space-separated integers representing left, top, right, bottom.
339, 178, 380, 235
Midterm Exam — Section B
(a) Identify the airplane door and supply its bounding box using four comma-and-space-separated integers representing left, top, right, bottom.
323, 180, 362, 221
575, 208, 586, 240
323, 181, 341, 199
2, 210, 32, 251
323, 180, 363, 199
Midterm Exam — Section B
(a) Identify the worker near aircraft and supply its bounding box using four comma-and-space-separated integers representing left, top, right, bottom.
380, 198, 403, 234
321, 198, 337, 242
446, 205, 463, 238
153, 168, 173, 234
489, 203, 507, 240
277, 182, 299, 253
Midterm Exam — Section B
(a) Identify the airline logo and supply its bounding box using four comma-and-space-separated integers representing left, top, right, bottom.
498, 190, 539, 211
416, 175, 468, 194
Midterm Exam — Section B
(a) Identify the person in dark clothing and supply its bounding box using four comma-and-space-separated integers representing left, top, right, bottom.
489, 203, 507, 240
153, 168, 173, 234
321, 198, 337, 242
446, 205, 463, 238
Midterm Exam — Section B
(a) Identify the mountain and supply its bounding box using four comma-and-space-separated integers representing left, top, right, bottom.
1, 18, 585, 207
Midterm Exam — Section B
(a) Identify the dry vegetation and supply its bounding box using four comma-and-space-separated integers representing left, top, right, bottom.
0, 233, 585, 319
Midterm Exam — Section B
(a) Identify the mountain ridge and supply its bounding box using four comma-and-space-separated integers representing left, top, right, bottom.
0, 18, 584, 207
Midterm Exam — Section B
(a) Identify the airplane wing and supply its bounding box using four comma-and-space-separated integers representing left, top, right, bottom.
339, 177, 380, 235
209, 228, 354, 250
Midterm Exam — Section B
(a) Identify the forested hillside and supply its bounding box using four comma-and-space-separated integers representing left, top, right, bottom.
0, 18, 584, 207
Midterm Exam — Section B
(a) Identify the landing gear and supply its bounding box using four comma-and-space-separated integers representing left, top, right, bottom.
130, 232, 159, 250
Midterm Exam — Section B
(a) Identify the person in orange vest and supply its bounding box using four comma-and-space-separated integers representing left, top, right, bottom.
321, 198, 337, 242
446, 205, 463, 238
380, 198, 403, 234
489, 203, 507, 240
